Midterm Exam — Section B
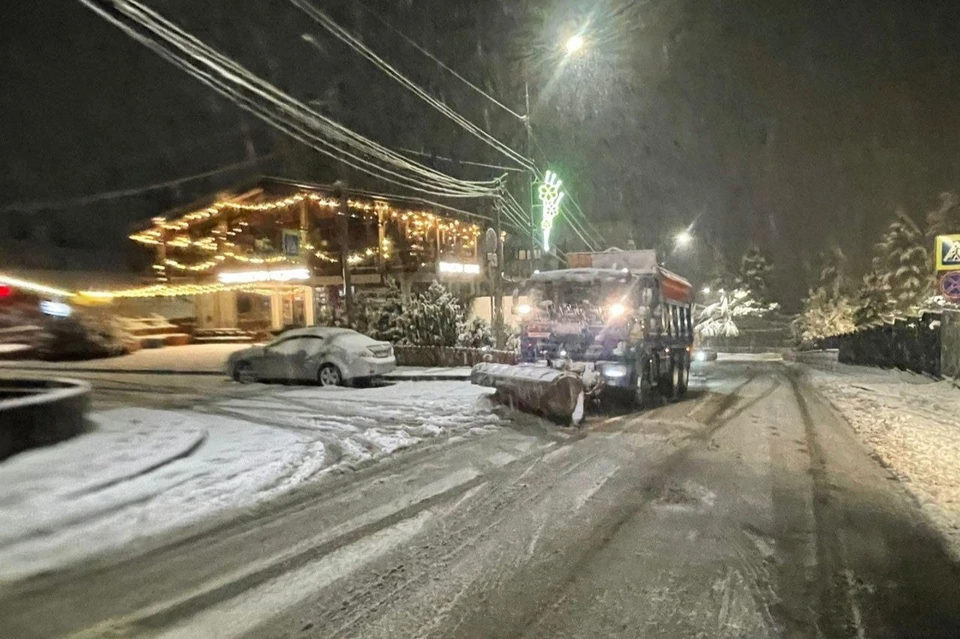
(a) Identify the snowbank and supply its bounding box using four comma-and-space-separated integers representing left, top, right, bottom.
806, 367, 960, 558
0, 382, 501, 580
0, 343, 247, 373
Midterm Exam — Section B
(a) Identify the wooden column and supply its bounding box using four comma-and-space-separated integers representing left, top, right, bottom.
336, 185, 354, 323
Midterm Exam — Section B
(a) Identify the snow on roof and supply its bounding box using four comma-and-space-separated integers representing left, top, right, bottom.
526, 268, 636, 285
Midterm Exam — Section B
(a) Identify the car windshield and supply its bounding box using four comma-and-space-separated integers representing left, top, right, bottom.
5, 2, 960, 637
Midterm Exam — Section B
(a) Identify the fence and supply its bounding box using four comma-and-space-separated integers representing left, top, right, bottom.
816, 313, 941, 376
393, 345, 517, 368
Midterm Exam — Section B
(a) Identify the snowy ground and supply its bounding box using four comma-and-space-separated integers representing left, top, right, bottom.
0, 342, 245, 373
804, 364, 960, 558
0, 381, 504, 581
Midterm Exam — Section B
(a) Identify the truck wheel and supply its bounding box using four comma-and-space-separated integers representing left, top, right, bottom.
678, 353, 690, 395
635, 359, 656, 409
658, 356, 675, 398
669, 356, 682, 400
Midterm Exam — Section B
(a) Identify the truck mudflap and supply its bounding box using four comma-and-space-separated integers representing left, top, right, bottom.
471, 362, 585, 426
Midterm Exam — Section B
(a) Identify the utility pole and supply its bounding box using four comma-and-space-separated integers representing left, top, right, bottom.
494, 197, 505, 349
335, 182, 354, 324
523, 80, 538, 269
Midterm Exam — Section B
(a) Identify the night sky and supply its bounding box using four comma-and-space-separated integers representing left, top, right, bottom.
3, 0, 960, 307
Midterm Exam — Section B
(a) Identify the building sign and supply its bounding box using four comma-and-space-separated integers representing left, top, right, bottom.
218, 268, 311, 284
282, 230, 301, 256
438, 261, 481, 276
935, 234, 960, 272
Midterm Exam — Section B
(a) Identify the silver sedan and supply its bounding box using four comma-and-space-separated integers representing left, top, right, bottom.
226, 327, 396, 386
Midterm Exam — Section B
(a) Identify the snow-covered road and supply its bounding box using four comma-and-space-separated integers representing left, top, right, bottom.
3, 361, 959, 638
0, 381, 506, 580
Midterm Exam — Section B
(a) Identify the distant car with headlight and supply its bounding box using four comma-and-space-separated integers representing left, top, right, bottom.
226, 327, 395, 386
693, 347, 718, 362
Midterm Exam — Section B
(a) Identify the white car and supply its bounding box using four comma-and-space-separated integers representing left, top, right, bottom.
226, 327, 396, 386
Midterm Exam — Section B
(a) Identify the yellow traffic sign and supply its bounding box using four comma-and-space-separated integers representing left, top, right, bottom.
935, 234, 960, 272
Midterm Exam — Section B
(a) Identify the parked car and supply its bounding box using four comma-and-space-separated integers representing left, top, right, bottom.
226, 327, 396, 386
693, 347, 718, 362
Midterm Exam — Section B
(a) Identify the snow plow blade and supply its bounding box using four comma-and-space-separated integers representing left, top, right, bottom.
471, 363, 584, 426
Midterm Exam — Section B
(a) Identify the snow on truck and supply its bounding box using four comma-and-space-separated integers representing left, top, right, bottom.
471, 249, 694, 424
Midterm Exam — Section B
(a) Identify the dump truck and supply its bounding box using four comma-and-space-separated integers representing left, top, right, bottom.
472, 249, 694, 424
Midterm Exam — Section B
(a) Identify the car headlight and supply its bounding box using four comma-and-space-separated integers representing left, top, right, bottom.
600, 363, 628, 378
360, 348, 374, 357
608, 303, 626, 318
695, 351, 707, 362
516, 304, 532, 315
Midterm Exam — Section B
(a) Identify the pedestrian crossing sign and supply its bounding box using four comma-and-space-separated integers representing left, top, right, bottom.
936, 235, 960, 272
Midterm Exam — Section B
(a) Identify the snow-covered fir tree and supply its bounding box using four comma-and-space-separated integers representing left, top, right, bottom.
366, 279, 405, 343
875, 211, 931, 316
854, 261, 894, 327
735, 246, 773, 303
796, 287, 856, 346
925, 191, 960, 239
400, 281, 463, 347
796, 246, 855, 344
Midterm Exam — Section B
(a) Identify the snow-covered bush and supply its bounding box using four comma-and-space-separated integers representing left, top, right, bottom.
695, 289, 778, 338
37, 313, 131, 360
400, 281, 463, 347
457, 316, 492, 348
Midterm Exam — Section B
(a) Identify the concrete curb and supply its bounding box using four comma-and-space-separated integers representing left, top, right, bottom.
0, 377, 91, 460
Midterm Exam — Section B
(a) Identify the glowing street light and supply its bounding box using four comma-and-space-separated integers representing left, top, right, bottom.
675, 230, 693, 247
565, 34, 585, 55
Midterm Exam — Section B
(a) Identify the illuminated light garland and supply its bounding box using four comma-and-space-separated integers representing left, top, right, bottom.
0, 274, 74, 298
79, 280, 309, 300
132, 191, 482, 247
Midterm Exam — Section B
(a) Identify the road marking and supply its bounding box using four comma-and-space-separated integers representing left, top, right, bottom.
153, 510, 433, 639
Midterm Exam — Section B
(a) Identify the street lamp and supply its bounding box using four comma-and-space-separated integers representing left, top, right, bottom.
675, 230, 693, 247
565, 34, 585, 55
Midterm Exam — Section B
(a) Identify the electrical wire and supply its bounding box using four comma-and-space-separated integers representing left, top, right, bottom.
352, 0, 526, 121
120, 0, 496, 195
290, 0, 535, 172
83, 0, 501, 201
0, 155, 273, 214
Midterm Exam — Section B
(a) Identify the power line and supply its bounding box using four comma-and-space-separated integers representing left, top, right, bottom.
352, 0, 526, 121
0, 155, 273, 214
82, 0, 501, 200
291, 0, 535, 172
121, 0, 493, 195
397, 148, 526, 173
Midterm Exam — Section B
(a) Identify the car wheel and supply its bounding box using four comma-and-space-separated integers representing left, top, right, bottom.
318, 363, 342, 387
233, 362, 255, 384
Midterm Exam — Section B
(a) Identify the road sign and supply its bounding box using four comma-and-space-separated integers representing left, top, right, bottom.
940, 271, 960, 301
935, 234, 960, 272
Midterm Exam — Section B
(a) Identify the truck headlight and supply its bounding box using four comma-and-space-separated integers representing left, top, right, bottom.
516, 304, 531, 315
608, 303, 625, 318
600, 363, 628, 378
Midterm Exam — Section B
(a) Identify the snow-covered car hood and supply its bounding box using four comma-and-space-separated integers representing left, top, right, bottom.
228, 345, 264, 363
